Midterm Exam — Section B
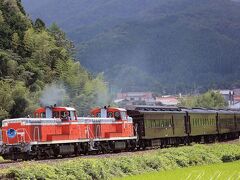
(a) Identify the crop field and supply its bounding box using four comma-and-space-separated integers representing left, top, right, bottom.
117, 161, 240, 180
0, 143, 240, 179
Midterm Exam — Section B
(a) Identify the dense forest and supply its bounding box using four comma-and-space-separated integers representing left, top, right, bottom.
22, 0, 240, 93
0, 0, 109, 120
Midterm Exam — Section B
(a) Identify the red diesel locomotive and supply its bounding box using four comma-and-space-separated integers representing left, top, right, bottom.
0, 106, 136, 160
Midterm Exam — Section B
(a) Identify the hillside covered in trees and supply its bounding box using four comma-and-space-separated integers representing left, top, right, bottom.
0, 0, 109, 120
22, 0, 240, 93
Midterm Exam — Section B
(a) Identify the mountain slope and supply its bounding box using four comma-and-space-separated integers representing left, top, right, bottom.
22, 0, 240, 93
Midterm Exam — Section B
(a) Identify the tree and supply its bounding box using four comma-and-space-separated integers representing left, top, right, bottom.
0, 10, 4, 23
12, 32, 19, 51
48, 23, 74, 56
179, 90, 228, 109
34, 18, 45, 31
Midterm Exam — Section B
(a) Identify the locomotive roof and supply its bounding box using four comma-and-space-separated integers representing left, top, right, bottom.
35, 106, 76, 111
57, 107, 76, 111
91, 107, 126, 111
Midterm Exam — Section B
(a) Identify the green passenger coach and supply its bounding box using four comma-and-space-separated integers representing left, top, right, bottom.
127, 106, 240, 148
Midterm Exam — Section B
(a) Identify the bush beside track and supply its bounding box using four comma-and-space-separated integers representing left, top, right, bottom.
1, 143, 240, 179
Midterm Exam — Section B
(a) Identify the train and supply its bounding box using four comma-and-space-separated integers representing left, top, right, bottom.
0, 105, 240, 160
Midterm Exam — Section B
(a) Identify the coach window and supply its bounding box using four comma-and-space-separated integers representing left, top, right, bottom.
156, 120, 160, 127
161, 120, 164, 127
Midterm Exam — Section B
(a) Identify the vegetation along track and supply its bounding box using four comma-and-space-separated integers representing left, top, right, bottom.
0, 139, 239, 169
1, 143, 240, 179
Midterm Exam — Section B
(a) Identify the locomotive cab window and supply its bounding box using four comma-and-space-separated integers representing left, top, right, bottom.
107, 112, 113, 118
53, 111, 60, 118
34, 113, 39, 118
40, 112, 46, 118
114, 111, 121, 120
96, 112, 101, 117
60, 111, 71, 120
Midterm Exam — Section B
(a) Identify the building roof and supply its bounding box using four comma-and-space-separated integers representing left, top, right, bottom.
155, 96, 179, 105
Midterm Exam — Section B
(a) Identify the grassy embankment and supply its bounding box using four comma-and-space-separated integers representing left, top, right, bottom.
117, 160, 240, 180
0, 143, 240, 179
116, 161, 240, 180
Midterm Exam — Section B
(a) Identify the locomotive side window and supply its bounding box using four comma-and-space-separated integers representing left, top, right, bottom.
96, 112, 101, 117
53, 111, 60, 118
35, 113, 39, 118
61, 111, 71, 120
107, 112, 113, 118
40, 112, 46, 118
114, 111, 121, 120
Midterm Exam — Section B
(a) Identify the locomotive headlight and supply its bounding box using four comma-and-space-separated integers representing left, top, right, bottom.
7, 128, 17, 139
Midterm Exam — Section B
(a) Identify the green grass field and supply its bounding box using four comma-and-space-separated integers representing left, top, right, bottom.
118, 161, 240, 180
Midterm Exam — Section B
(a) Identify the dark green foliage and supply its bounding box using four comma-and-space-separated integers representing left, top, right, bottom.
9, 96, 28, 118
34, 18, 45, 30
179, 90, 228, 108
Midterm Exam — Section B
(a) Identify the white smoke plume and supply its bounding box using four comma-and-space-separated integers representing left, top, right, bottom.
40, 83, 69, 106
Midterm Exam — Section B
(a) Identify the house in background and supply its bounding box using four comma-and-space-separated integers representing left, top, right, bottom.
115, 92, 155, 106
115, 92, 179, 107
155, 96, 179, 106
218, 89, 240, 109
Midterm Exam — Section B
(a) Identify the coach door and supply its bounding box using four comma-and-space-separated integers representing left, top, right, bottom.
184, 112, 191, 134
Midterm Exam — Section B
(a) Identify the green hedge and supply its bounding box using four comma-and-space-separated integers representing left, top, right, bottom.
2, 144, 240, 180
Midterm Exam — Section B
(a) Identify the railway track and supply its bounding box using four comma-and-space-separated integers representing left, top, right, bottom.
0, 150, 150, 169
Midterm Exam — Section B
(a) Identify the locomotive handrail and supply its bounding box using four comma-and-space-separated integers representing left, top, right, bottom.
2, 118, 62, 127
16, 128, 31, 143
33, 126, 40, 142
77, 117, 115, 122
1, 129, 9, 144
0, 129, 2, 142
